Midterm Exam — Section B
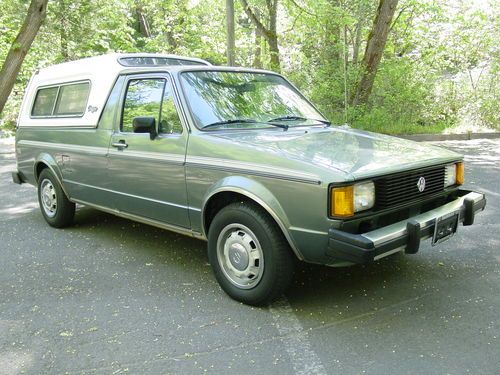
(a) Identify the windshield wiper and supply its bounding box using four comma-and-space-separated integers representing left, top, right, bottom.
203, 119, 288, 130
270, 115, 331, 126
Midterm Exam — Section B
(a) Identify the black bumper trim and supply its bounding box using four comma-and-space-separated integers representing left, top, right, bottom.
463, 197, 477, 226
405, 220, 421, 254
327, 191, 486, 264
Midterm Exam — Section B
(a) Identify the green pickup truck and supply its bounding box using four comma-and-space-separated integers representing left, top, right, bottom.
13, 53, 486, 305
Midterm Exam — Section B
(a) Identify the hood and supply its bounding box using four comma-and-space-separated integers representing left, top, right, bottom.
210, 126, 461, 180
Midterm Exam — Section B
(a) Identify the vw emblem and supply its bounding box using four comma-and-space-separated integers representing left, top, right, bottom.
232, 252, 241, 264
417, 177, 426, 192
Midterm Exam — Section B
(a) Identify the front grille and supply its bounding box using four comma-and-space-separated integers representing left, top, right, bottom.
375, 165, 445, 208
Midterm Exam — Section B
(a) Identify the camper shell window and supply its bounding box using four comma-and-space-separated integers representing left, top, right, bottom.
31, 81, 90, 118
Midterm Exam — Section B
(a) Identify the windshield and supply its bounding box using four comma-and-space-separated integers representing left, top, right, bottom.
180, 71, 327, 130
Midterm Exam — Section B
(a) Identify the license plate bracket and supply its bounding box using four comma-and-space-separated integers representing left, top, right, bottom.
432, 211, 459, 246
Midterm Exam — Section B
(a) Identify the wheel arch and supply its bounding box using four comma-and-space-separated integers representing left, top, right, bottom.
201, 177, 303, 260
34, 153, 70, 198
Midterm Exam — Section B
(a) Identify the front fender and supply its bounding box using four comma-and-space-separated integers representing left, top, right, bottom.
201, 176, 303, 260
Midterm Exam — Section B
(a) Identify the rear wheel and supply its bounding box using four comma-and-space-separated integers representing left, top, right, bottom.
208, 202, 294, 305
37, 168, 75, 228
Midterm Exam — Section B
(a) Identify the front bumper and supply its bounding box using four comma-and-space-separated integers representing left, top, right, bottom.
327, 190, 486, 264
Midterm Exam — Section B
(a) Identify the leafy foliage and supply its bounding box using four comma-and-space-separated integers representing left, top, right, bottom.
0, 0, 498, 133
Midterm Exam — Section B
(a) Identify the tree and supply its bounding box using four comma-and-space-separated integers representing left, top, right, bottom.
240, 0, 280, 72
252, 7, 263, 68
0, 0, 497, 133
352, 0, 399, 106
226, 0, 236, 65
0, 0, 48, 114
136, 1, 152, 39
352, 1, 369, 66
57, 0, 69, 60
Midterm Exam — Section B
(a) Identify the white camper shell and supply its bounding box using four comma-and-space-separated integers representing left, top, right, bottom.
18, 53, 210, 128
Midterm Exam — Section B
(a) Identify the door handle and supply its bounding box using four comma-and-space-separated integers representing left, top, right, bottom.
111, 141, 128, 148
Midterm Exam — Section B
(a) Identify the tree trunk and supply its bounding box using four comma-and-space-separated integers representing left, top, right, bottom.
0, 0, 48, 115
226, 0, 236, 66
138, 12, 151, 38
266, 0, 280, 72
253, 9, 263, 68
59, 0, 69, 61
352, 22, 362, 65
136, 2, 151, 38
352, 1, 367, 66
352, 0, 399, 106
240, 0, 281, 72
163, 6, 178, 51
267, 35, 280, 72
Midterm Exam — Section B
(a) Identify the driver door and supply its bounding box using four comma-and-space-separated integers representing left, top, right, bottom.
106, 73, 190, 228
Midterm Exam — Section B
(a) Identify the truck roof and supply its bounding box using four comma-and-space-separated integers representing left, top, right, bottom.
36, 53, 210, 81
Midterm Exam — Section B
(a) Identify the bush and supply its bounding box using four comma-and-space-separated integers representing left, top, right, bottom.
348, 58, 453, 134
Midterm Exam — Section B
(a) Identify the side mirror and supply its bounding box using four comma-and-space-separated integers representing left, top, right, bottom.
133, 116, 157, 140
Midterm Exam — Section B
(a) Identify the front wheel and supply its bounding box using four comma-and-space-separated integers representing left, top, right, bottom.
37, 168, 75, 228
208, 202, 294, 305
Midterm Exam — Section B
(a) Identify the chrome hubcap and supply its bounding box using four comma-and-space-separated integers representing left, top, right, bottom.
40, 179, 57, 218
217, 224, 264, 289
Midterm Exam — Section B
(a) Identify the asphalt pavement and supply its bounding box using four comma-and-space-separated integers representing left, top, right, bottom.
0, 136, 498, 375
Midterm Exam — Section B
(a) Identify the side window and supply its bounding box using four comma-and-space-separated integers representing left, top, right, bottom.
31, 81, 90, 117
159, 82, 183, 134
32, 87, 59, 116
122, 79, 164, 133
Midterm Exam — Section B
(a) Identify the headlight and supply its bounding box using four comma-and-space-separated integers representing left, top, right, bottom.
444, 162, 464, 187
330, 181, 375, 217
444, 164, 456, 187
354, 181, 375, 212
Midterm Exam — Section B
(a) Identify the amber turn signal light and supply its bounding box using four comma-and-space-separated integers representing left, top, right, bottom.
456, 162, 464, 185
330, 186, 354, 217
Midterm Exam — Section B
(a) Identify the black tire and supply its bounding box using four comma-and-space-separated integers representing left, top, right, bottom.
37, 168, 75, 228
208, 202, 294, 305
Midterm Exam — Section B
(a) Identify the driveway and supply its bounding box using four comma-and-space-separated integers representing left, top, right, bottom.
1, 136, 498, 374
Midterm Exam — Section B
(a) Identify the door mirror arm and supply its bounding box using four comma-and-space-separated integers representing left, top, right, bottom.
149, 127, 158, 140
